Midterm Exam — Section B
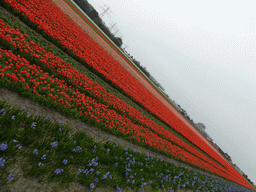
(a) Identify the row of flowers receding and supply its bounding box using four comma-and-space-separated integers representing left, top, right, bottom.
0, 0, 228, 167
0, 19, 248, 187
0, 18, 232, 177
1, 47, 235, 182
0, 0, 251, 188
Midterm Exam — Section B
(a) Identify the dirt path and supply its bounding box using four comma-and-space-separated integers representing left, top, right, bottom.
0, 87, 230, 192
51, 1, 255, 190
0, 1, 246, 190
50, 0, 229, 163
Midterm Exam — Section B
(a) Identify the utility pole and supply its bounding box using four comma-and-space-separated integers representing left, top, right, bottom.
113, 28, 122, 38
113, 28, 120, 35
99, 5, 112, 19
109, 23, 117, 31
109, 21, 121, 36
123, 45, 128, 50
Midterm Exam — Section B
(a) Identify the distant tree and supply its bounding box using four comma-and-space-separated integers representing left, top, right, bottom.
132, 59, 149, 77
113, 37, 123, 47
133, 59, 140, 66
97, 22, 111, 37
73, 0, 91, 14
88, 9, 99, 20
93, 17, 101, 25
74, 0, 154, 76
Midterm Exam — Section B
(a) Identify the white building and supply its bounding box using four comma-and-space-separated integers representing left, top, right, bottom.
171, 100, 182, 111
170, 103, 213, 142
171, 100, 187, 115
233, 164, 245, 175
195, 122, 206, 131
195, 123, 213, 142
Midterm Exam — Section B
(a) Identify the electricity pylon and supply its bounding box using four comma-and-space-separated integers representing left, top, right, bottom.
109, 21, 122, 36
99, 5, 112, 19
113, 28, 120, 35
123, 45, 128, 50
109, 22, 117, 31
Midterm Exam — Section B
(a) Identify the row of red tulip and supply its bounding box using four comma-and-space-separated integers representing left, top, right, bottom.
3, 0, 231, 169
1, 47, 247, 186
0, 30, 248, 188
0, 19, 233, 176
1, 0, 250, 187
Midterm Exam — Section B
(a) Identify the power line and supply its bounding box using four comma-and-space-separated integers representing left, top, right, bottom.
113, 28, 120, 36
109, 22, 117, 31
99, 5, 112, 19
123, 45, 128, 50
108, 22, 122, 37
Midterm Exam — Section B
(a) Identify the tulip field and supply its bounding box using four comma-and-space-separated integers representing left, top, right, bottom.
0, 0, 255, 191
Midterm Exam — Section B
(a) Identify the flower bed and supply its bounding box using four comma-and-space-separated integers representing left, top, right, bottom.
0, 0, 253, 190
0, 25, 249, 189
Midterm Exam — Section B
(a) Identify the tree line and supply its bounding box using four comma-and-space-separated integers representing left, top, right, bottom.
73, 0, 123, 47
73, 0, 165, 93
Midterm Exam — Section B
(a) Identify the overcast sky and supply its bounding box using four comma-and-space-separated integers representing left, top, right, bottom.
87, 0, 256, 185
